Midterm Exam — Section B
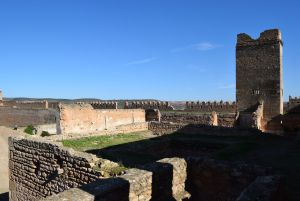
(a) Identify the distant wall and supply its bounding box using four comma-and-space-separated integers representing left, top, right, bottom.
57, 104, 146, 135
286, 96, 300, 111
125, 101, 174, 111
76, 101, 118, 109
0, 107, 57, 127
185, 101, 236, 113
1, 100, 49, 109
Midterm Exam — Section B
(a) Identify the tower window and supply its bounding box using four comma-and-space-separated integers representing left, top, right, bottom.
253, 90, 260, 95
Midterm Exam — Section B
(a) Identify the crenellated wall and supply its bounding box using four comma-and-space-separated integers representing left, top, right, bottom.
76, 101, 118, 109
286, 96, 300, 111
185, 101, 236, 113
1, 100, 49, 109
125, 101, 174, 111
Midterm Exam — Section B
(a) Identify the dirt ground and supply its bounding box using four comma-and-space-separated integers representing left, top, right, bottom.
0, 126, 26, 195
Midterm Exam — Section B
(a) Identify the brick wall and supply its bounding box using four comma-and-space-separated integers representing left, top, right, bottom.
185, 101, 236, 113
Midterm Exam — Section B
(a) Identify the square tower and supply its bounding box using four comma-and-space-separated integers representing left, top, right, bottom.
236, 29, 283, 122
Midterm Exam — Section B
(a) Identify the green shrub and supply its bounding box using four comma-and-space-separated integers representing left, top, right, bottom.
41, 131, 51, 137
24, 125, 35, 135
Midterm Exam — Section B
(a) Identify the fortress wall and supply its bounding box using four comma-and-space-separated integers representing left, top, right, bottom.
9, 137, 101, 201
185, 101, 236, 113
160, 112, 236, 128
57, 103, 146, 135
1, 100, 49, 109
125, 101, 174, 111
0, 107, 57, 127
76, 101, 118, 109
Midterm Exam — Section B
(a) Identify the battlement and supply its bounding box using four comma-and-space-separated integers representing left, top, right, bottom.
185, 101, 236, 113
125, 101, 174, 111
237, 29, 282, 47
1, 100, 49, 109
76, 101, 118, 109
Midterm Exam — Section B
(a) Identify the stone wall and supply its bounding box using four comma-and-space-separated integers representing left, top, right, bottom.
76, 101, 118, 109
185, 101, 236, 113
161, 112, 217, 126
57, 103, 146, 135
160, 112, 236, 128
125, 101, 174, 111
0, 107, 57, 127
148, 122, 261, 136
286, 96, 300, 112
236, 29, 283, 122
238, 103, 264, 130
0, 90, 2, 101
43, 158, 284, 201
1, 100, 49, 109
9, 137, 102, 201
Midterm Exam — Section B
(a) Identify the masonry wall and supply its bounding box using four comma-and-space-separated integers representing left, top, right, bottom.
125, 101, 174, 111
0, 107, 57, 127
148, 122, 260, 136
1, 100, 49, 109
57, 103, 146, 135
236, 29, 283, 122
76, 102, 118, 109
9, 137, 101, 201
185, 101, 236, 113
43, 158, 284, 201
160, 112, 236, 127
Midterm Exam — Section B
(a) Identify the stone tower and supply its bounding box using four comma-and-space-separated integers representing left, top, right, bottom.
236, 29, 283, 125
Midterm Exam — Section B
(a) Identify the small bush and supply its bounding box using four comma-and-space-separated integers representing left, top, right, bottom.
41, 131, 51, 137
24, 125, 35, 135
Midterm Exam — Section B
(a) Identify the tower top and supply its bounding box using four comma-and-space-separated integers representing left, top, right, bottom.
237, 29, 282, 46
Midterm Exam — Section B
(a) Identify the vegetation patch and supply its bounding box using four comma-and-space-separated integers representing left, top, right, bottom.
62, 131, 151, 151
24, 125, 36, 135
41, 131, 51, 137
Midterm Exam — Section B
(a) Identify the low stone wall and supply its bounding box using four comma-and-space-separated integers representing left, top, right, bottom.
218, 113, 237, 127
43, 158, 284, 201
57, 104, 146, 135
0, 107, 57, 127
161, 112, 217, 125
148, 122, 262, 136
9, 137, 102, 201
160, 112, 236, 128
125, 101, 174, 111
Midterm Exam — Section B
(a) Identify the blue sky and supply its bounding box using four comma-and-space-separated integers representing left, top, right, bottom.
0, 0, 299, 101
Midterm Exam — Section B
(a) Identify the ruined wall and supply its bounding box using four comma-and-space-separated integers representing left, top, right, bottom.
1, 100, 49, 109
0, 107, 57, 127
160, 112, 236, 127
236, 29, 283, 122
161, 112, 217, 126
0, 90, 3, 101
43, 158, 283, 201
9, 137, 101, 201
185, 101, 236, 113
76, 101, 118, 109
238, 103, 264, 130
57, 103, 146, 135
125, 101, 174, 111
286, 96, 300, 112
148, 122, 260, 136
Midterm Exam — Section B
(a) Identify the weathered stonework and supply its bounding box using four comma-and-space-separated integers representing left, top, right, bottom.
185, 101, 236, 113
236, 29, 283, 126
0, 107, 57, 127
57, 103, 146, 135
76, 101, 118, 109
9, 137, 102, 201
125, 101, 174, 111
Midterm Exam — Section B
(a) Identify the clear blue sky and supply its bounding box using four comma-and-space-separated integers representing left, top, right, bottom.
0, 0, 299, 101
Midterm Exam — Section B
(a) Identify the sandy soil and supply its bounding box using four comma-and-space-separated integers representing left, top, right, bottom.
0, 126, 26, 194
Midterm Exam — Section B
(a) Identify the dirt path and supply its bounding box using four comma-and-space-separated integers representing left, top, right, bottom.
0, 126, 26, 194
